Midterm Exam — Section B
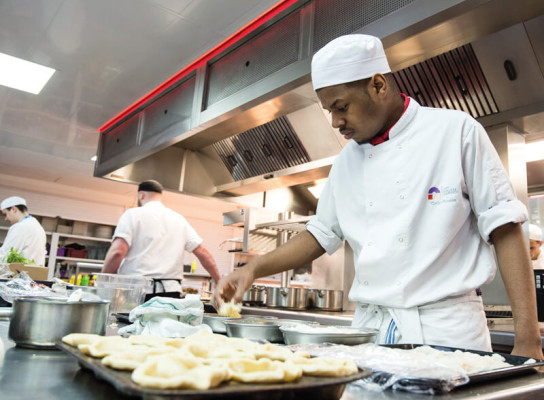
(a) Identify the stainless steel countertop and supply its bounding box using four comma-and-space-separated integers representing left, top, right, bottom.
1, 316, 544, 400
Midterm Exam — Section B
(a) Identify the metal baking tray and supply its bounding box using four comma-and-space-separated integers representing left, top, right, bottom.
374, 344, 544, 393
57, 341, 370, 400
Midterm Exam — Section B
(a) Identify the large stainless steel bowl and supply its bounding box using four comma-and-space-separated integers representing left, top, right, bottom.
224, 318, 318, 343
203, 314, 278, 333
8, 297, 110, 349
279, 325, 378, 345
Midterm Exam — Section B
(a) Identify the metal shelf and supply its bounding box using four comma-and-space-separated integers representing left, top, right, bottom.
254, 216, 310, 233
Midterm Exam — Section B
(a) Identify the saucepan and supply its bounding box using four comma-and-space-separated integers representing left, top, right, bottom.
8, 296, 110, 349
266, 287, 309, 309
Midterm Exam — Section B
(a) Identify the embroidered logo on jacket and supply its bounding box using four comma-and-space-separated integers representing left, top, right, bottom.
427, 186, 459, 205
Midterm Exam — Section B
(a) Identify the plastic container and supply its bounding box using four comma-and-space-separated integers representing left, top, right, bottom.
93, 273, 152, 314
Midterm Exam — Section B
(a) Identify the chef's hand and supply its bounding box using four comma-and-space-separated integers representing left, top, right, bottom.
511, 343, 544, 360
211, 266, 255, 311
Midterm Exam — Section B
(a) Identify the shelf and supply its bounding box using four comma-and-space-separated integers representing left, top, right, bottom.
254, 216, 311, 233
56, 257, 105, 263
57, 233, 111, 242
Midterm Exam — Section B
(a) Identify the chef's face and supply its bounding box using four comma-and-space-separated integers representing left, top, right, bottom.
2, 207, 17, 225
530, 239, 542, 260
317, 75, 389, 144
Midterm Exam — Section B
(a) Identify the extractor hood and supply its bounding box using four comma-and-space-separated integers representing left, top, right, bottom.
95, 0, 544, 209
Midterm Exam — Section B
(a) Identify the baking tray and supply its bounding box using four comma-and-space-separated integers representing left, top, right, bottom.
57, 341, 370, 400
371, 344, 544, 393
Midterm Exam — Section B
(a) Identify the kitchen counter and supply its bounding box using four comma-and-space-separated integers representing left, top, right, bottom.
1, 317, 544, 400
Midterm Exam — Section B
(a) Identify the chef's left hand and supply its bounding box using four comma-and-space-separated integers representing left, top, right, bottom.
511, 343, 544, 360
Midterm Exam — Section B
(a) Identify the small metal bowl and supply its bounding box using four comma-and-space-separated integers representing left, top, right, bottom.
279, 325, 378, 345
202, 314, 277, 334
224, 318, 318, 343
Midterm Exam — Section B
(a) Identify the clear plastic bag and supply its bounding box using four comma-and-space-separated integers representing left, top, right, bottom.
287, 343, 470, 394
0, 272, 60, 303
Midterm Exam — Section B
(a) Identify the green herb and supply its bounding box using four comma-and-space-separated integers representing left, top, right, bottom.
5, 247, 35, 264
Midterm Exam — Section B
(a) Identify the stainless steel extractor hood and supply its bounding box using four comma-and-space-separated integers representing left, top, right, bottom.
96, 0, 544, 207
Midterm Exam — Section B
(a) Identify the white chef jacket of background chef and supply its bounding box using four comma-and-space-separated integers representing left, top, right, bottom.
113, 201, 202, 292
0, 216, 46, 266
307, 98, 527, 308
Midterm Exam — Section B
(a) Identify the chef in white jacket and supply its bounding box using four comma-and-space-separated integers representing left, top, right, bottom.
212, 34, 543, 359
0, 196, 46, 266
530, 224, 544, 270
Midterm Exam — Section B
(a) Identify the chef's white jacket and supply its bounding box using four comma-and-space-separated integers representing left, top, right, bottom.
306, 98, 526, 350
0, 216, 47, 266
113, 201, 203, 292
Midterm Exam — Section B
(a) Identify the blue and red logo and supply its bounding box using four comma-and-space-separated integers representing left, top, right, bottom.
428, 187, 441, 200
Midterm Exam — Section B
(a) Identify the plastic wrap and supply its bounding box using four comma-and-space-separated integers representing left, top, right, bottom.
0, 263, 15, 279
286, 343, 478, 394
0, 272, 61, 303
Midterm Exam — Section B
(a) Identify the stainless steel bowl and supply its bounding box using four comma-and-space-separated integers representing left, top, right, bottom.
8, 297, 110, 349
203, 314, 277, 334
279, 325, 378, 345
224, 318, 317, 343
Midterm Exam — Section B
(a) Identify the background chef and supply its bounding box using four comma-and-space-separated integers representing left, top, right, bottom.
0, 196, 46, 266
102, 180, 221, 296
530, 224, 544, 270
213, 34, 543, 359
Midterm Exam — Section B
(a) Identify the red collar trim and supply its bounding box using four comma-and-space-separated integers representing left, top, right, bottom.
369, 93, 410, 146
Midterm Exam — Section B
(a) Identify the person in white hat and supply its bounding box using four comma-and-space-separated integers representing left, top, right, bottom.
213, 34, 542, 359
0, 196, 46, 266
529, 224, 544, 270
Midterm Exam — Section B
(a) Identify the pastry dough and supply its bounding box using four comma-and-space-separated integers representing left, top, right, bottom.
62, 333, 102, 347
132, 354, 230, 389
78, 336, 142, 358
128, 335, 170, 348
101, 348, 173, 371
227, 358, 302, 383
254, 343, 299, 361
217, 301, 242, 318
286, 356, 358, 377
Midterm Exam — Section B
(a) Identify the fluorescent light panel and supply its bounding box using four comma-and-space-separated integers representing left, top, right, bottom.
526, 141, 544, 162
0, 52, 55, 94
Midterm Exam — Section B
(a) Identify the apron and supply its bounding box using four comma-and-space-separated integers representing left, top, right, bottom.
352, 290, 492, 351
144, 278, 183, 302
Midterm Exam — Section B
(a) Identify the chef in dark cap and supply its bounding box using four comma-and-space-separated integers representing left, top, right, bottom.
102, 180, 221, 296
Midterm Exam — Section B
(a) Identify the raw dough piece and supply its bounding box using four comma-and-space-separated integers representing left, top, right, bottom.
101, 348, 173, 370
227, 358, 303, 383
79, 336, 141, 358
62, 333, 102, 347
217, 301, 242, 318
132, 353, 230, 389
128, 335, 170, 348
286, 356, 358, 377
254, 343, 299, 361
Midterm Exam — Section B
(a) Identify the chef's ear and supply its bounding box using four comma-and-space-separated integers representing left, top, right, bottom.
370, 73, 387, 94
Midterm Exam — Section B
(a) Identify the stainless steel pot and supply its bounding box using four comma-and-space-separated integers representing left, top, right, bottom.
311, 289, 343, 311
265, 287, 309, 309
243, 285, 266, 306
8, 297, 110, 349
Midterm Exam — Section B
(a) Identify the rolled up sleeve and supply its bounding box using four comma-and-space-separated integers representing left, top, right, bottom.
463, 122, 528, 243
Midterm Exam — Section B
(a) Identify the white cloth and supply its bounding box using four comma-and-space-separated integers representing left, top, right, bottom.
306, 98, 526, 348
352, 291, 492, 352
0, 216, 46, 266
113, 201, 203, 293
533, 251, 544, 270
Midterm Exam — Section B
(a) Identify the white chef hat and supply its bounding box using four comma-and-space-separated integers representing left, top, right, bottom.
311, 34, 391, 90
529, 224, 543, 241
1, 196, 27, 210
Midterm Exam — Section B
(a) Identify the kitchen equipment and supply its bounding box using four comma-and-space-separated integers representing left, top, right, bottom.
242, 285, 266, 306
310, 289, 343, 311
224, 318, 318, 343
57, 341, 370, 400
265, 287, 309, 309
280, 325, 378, 345
203, 314, 277, 333
93, 273, 152, 315
8, 297, 110, 349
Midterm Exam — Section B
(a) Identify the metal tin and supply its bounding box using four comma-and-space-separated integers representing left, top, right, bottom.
265, 287, 309, 309
280, 325, 378, 345
224, 318, 317, 343
9, 297, 110, 349
202, 313, 277, 334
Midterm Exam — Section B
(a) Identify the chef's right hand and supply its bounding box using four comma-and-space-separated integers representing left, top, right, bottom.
211, 266, 255, 311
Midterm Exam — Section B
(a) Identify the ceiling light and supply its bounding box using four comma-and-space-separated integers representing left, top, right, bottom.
526, 141, 544, 162
0, 52, 55, 94
90, 155, 97, 161
307, 179, 328, 199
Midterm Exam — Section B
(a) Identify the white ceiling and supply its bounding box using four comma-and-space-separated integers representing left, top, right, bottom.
0, 0, 279, 197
